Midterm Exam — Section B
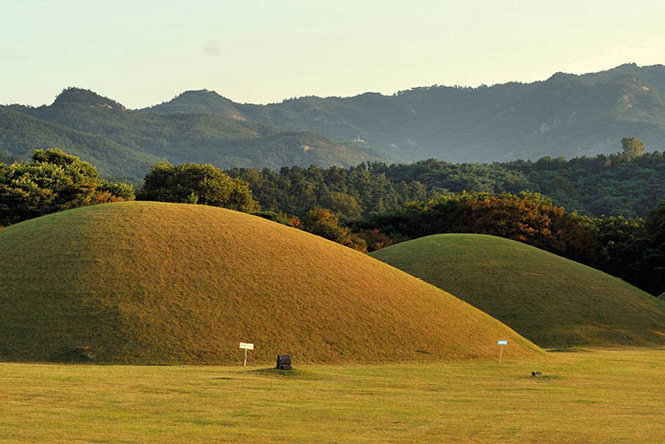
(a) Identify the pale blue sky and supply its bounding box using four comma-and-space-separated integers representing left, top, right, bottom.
1, 0, 664, 108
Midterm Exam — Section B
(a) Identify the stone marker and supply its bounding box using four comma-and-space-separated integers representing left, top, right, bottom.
276, 354, 292, 370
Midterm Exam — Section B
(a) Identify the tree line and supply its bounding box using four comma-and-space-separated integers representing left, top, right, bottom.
227, 137, 665, 219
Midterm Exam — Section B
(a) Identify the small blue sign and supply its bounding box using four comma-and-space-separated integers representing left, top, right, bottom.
497, 340, 508, 345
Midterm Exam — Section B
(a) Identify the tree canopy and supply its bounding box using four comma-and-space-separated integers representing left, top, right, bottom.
228, 145, 665, 220
621, 137, 646, 160
0, 148, 134, 226
138, 161, 259, 212
297, 208, 367, 252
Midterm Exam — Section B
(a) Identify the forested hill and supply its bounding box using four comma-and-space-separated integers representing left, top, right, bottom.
228, 150, 665, 219
3, 63, 665, 181
0, 106, 159, 180
1, 89, 382, 179
148, 63, 665, 163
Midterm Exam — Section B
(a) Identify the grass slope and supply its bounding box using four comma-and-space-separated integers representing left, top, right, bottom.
371, 234, 665, 347
0, 202, 540, 364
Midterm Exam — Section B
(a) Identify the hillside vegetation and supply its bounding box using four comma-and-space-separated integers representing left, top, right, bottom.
0, 107, 159, 179
4, 64, 665, 180
371, 234, 665, 347
150, 63, 665, 163
0, 202, 540, 364
1, 88, 381, 179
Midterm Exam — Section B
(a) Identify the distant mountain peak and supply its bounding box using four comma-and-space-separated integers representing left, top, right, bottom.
53, 87, 125, 111
178, 89, 225, 98
169, 89, 236, 105
146, 88, 244, 120
613, 62, 639, 70
546, 71, 579, 82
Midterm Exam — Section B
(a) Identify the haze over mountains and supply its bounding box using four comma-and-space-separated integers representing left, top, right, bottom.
2, 63, 665, 179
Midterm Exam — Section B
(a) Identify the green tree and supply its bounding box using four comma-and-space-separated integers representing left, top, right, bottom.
646, 201, 665, 295
621, 137, 646, 160
138, 161, 259, 212
0, 148, 134, 226
321, 191, 363, 220
592, 216, 650, 287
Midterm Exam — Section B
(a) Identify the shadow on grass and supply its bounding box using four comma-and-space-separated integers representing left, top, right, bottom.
519, 374, 565, 381
246, 367, 321, 380
547, 346, 590, 353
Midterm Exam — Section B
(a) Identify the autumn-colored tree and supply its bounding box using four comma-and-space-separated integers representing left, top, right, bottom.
300, 208, 367, 252
358, 191, 597, 262
356, 228, 403, 251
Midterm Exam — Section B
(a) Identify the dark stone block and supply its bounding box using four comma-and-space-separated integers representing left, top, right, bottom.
276, 354, 292, 370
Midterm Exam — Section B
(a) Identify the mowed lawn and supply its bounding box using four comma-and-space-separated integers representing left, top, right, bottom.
2, 349, 665, 443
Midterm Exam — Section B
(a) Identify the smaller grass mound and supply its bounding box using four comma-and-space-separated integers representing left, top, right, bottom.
371, 234, 665, 348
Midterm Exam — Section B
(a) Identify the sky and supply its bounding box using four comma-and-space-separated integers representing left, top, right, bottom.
1, 0, 664, 109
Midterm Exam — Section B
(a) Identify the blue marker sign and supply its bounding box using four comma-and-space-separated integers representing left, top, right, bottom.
497, 340, 508, 345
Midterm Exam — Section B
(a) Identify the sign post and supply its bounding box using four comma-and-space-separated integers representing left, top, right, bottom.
497, 340, 508, 364
239, 342, 254, 366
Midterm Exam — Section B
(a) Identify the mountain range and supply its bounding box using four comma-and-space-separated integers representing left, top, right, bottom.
2, 63, 665, 180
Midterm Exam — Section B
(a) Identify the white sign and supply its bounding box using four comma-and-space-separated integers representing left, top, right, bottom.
497, 340, 507, 364
239, 342, 254, 366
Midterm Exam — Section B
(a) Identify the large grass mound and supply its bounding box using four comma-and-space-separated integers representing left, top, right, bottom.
0, 203, 540, 364
371, 234, 665, 347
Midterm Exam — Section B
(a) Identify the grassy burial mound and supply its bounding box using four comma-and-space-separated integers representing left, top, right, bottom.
0, 202, 540, 364
371, 234, 665, 348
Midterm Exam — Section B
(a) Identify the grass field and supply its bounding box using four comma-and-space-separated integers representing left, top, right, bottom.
371, 234, 665, 348
1, 349, 665, 443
